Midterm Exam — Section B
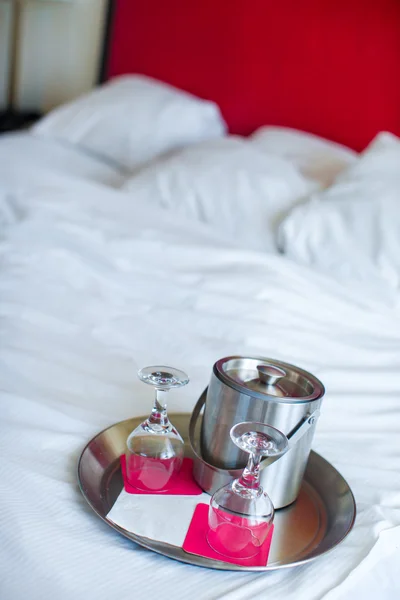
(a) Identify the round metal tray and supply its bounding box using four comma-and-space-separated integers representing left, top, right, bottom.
77, 413, 356, 571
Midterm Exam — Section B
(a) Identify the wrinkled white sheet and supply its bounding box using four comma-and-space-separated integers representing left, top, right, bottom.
0, 132, 124, 195
1, 181, 400, 600
122, 136, 315, 253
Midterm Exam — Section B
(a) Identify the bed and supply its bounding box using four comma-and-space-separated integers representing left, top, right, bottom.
1, 2, 400, 599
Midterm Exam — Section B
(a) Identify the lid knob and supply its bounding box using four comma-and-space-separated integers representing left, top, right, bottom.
257, 364, 286, 386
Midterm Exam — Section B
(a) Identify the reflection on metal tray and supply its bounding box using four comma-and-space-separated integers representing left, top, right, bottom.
77, 413, 356, 571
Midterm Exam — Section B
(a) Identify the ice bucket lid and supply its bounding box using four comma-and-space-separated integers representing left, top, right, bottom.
214, 356, 324, 403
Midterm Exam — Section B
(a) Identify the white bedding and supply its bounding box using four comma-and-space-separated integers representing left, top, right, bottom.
32, 75, 226, 172
1, 171, 400, 600
278, 132, 400, 305
1, 120, 400, 599
250, 126, 358, 188
122, 137, 315, 252
0, 132, 125, 194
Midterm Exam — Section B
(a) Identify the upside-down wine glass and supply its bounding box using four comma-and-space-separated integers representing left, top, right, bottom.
207, 421, 288, 559
126, 366, 189, 492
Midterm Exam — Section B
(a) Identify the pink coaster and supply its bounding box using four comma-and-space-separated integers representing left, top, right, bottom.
183, 504, 274, 567
120, 455, 202, 495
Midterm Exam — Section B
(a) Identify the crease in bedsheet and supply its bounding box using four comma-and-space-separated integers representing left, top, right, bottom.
317, 526, 400, 600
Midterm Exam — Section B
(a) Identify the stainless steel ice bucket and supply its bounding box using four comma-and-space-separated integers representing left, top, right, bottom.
193, 356, 325, 508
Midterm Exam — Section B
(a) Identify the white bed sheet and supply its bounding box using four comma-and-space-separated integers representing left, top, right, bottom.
0, 132, 125, 194
1, 181, 400, 600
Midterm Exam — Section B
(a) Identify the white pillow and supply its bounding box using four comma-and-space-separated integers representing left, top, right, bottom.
278, 132, 400, 300
32, 75, 226, 172
122, 137, 315, 252
336, 131, 400, 182
250, 126, 357, 188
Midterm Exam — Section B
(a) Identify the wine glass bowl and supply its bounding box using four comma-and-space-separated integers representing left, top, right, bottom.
207, 421, 288, 559
125, 365, 189, 492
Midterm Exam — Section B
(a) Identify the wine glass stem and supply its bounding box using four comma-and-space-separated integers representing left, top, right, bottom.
238, 452, 262, 490
148, 389, 170, 427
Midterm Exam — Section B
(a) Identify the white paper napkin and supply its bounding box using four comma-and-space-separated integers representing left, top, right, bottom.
107, 489, 210, 547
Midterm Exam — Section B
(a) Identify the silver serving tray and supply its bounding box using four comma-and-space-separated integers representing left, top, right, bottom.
77, 413, 356, 571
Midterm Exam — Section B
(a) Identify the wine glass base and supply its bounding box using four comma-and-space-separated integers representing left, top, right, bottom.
125, 455, 183, 492
206, 524, 265, 560
206, 503, 271, 560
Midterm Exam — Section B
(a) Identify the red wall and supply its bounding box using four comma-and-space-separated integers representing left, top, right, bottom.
107, 0, 400, 150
